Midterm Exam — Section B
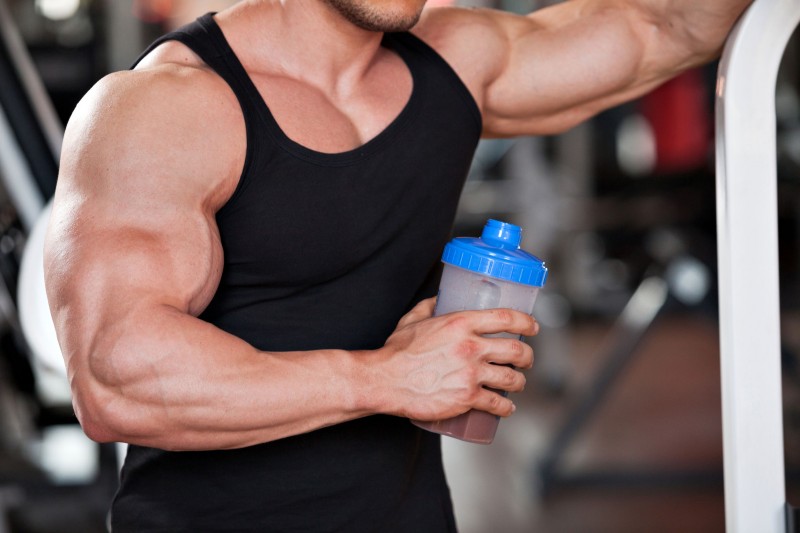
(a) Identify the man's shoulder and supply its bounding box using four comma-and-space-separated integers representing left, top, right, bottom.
412, 7, 510, 114
71, 56, 240, 147
96, 53, 229, 113
413, 6, 508, 51
60, 56, 245, 206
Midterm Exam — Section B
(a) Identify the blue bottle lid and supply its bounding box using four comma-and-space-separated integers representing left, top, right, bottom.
442, 219, 548, 287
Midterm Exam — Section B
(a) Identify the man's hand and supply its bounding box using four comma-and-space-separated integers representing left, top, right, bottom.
373, 297, 538, 422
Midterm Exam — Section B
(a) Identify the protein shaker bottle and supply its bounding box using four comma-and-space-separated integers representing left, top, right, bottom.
412, 219, 547, 444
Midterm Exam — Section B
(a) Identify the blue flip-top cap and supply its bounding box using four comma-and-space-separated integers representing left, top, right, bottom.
442, 219, 548, 287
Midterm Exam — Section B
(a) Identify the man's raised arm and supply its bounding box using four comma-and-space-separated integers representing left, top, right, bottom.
416, 0, 752, 137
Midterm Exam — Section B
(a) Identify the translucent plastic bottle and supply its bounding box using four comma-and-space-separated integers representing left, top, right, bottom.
412, 219, 548, 444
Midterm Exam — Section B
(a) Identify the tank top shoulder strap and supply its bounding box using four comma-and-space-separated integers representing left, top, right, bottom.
384, 31, 482, 131
131, 13, 246, 85
131, 13, 264, 109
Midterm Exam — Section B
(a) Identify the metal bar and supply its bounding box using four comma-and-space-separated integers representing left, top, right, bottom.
0, 0, 61, 203
0, 106, 45, 231
538, 276, 668, 494
0, 0, 63, 163
715, 1, 800, 531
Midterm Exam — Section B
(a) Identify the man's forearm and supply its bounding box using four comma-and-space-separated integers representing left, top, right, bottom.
72, 305, 375, 451
630, 0, 753, 62
69, 299, 535, 452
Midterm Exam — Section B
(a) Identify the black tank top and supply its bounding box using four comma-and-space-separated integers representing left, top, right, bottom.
113, 13, 481, 532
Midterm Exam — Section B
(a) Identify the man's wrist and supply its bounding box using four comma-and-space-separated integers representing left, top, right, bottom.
346, 347, 398, 418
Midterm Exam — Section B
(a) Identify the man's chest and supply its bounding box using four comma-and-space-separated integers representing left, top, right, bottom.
246, 55, 413, 154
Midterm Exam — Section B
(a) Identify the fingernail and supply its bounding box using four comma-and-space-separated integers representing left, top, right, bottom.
511, 403, 517, 413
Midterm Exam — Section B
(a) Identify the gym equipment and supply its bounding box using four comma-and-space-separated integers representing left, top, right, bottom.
0, 4, 121, 531
0, 0, 60, 229
0, 0, 69, 409
715, 0, 800, 531
536, 264, 703, 494
17, 200, 70, 406
538, 1, 800, 530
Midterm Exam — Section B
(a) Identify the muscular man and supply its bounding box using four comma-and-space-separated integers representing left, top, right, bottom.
45, 0, 750, 530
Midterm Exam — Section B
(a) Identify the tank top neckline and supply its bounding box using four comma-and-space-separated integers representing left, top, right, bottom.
197, 13, 423, 166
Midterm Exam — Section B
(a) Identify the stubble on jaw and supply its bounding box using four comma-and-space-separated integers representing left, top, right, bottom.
322, 0, 424, 32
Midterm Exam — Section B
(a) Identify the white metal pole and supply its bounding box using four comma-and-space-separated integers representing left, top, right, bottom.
715, 1, 800, 531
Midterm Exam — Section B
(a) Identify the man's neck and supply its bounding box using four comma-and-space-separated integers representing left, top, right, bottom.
218, 0, 388, 98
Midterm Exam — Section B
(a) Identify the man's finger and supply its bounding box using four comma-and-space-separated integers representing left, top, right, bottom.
472, 389, 516, 418
480, 363, 527, 393
481, 337, 534, 369
469, 308, 538, 337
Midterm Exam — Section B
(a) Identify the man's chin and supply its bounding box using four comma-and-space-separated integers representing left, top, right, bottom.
325, 0, 424, 33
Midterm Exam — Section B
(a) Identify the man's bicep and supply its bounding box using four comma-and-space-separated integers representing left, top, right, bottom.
417, 5, 649, 136
44, 194, 224, 350
46, 75, 229, 333
477, 4, 664, 136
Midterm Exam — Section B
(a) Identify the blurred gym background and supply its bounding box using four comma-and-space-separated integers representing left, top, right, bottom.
0, 0, 799, 531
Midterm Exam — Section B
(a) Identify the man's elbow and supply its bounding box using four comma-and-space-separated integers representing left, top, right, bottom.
69, 374, 149, 445
71, 391, 123, 443
77, 411, 120, 444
